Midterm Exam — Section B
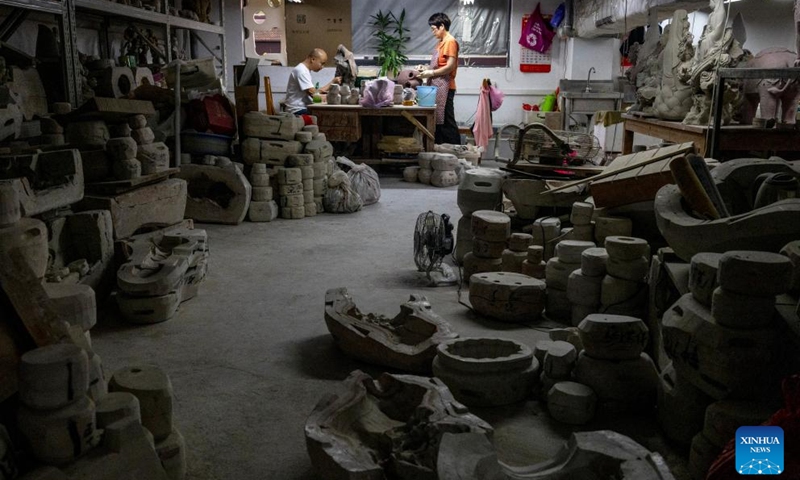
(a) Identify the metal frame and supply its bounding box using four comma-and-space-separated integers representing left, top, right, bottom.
710, 67, 800, 158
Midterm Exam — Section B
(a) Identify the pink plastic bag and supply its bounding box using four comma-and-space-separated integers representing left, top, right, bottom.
360, 78, 395, 108
519, 3, 555, 54
488, 84, 504, 111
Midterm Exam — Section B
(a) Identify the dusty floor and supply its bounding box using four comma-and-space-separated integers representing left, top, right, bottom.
93, 175, 690, 479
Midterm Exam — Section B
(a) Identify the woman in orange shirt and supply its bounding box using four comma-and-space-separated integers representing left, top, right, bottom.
420, 12, 461, 145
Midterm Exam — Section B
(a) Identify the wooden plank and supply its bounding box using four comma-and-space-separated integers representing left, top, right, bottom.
0, 249, 65, 347
540, 142, 695, 195
85, 168, 179, 195
401, 110, 435, 141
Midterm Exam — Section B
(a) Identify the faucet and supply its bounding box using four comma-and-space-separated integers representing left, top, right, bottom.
585, 67, 596, 93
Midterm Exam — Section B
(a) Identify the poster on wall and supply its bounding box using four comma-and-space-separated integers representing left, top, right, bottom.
519, 13, 552, 73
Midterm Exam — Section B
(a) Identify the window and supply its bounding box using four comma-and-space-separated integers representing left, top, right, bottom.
351, 0, 511, 67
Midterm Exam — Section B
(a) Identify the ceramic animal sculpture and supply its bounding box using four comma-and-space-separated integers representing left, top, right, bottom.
741, 48, 800, 125
654, 10, 695, 121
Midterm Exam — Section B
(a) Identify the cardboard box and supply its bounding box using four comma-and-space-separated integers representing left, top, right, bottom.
233, 64, 260, 138
285, 0, 352, 66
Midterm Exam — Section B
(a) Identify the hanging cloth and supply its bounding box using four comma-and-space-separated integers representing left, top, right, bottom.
429, 48, 450, 124
472, 80, 493, 149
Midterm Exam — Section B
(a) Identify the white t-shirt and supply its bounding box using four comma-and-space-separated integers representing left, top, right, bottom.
285, 62, 314, 113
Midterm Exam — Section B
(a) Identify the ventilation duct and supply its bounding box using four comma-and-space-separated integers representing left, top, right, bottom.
574, 0, 709, 37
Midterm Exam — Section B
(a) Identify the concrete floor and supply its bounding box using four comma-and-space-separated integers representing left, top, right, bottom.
93, 175, 691, 480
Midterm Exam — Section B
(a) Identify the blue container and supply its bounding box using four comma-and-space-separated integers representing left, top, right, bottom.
416, 86, 437, 107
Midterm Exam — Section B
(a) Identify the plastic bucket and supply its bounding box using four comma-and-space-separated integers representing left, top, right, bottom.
416, 86, 437, 107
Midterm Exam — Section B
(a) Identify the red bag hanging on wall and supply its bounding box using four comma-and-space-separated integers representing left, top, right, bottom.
519, 3, 555, 54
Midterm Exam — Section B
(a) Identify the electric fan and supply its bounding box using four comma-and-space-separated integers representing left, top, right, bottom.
413, 211, 456, 286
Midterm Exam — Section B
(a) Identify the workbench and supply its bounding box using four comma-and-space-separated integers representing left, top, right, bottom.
622, 113, 800, 158
307, 104, 437, 159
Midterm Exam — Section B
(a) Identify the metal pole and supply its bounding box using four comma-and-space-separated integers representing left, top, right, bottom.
173, 61, 181, 168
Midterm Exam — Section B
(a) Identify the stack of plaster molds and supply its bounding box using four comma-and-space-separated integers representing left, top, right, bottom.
429, 153, 460, 188
17, 344, 101, 466
546, 240, 595, 321
106, 131, 140, 180
247, 164, 278, 222
469, 272, 546, 323
432, 337, 539, 407
117, 227, 209, 324
417, 153, 434, 185
573, 314, 657, 414
594, 215, 633, 246
567, 247, 608, 326
462, 210, 509, 279
129, 115, 169, 176
177, 161, 250, 225
304, 139, 334, 213
276, 166, 304, 219
535, 340, 577, 398
521, 245, 546, 279
109, 365, 185, 479
454, 169, 504, 264
600, 236, 650, 317
567, 201, 594, 241
662, 251, 791, 403
502, 233, 532, 273
531, 216, 561, 260
241, 112, 304, 166
0, 183, 48, 279
689, 400, 776, 480
287, 154, 317, 217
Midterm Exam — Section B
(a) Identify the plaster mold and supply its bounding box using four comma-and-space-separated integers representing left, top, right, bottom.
0, 149, 84, 216
305, 370, 492, 480
117, 227, 208, 324
433, 337, 540, 407
436, 430, 676, 480
177, 163, 251, 225
469, 272, 546, 323
324, 288, 458, 374
655, 158, 800, 261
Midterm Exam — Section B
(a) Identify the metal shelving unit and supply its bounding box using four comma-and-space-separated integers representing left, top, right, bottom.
0, 0, 81, 106
0, 0, 227, 105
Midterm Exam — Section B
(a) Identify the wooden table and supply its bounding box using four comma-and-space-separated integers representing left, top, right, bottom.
622, 114, 800, 158
307, 104, 437, 159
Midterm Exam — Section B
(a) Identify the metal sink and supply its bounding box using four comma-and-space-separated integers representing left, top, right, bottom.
561, 91, 624, 113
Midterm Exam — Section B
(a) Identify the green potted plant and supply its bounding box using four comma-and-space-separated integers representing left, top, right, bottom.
370, 9, 409, 78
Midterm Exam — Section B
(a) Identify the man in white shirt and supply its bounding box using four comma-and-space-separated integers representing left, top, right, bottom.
284, 48, 340, 115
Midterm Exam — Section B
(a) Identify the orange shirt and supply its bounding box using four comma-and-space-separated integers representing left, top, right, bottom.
436, 33, 459, 90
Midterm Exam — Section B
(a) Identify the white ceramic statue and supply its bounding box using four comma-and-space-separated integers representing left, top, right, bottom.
654, 10, 695, 121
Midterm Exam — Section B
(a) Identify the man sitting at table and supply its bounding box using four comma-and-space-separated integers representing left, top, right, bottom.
284, 48, 341, 115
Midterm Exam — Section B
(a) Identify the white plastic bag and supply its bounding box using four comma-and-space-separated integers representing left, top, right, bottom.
324, 171, 363, 213
335, 157, 381, 205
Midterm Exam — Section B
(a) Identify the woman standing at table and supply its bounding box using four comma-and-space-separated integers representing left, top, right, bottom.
419, 12, 461, 145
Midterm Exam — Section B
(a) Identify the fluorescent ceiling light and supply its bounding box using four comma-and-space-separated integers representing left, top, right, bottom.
460, 0, 475, 4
